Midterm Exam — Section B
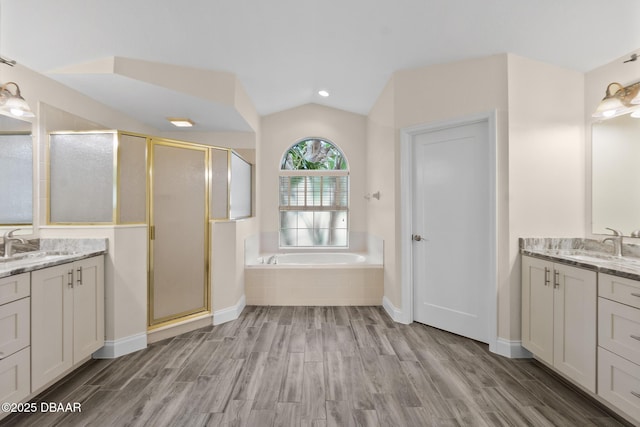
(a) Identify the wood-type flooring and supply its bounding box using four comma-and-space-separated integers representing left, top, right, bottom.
1, 306, 631, 426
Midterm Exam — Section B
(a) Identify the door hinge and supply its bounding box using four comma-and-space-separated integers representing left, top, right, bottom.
150, 225, 155, 240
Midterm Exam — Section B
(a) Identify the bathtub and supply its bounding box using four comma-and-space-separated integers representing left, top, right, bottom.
245, 251, 383, 305
256, 252, 368, 266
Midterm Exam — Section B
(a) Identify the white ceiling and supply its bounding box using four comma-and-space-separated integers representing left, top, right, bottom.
1, 0, 640, 131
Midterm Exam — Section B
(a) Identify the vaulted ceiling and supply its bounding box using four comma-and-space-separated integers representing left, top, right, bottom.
2, 0, 639, 131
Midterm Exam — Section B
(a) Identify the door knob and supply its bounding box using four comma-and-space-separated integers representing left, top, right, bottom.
412, 234, 424, 242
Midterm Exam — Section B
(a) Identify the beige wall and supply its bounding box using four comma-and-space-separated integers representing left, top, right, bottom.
259, 103, 367, 235
366, 78, 398, 304
507, 54, 586, 340
211, 217, 258, 313
366, 53, 587, 344
585, 48, 640, 240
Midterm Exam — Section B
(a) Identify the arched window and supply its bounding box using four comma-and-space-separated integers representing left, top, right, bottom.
279, 138, 349, 247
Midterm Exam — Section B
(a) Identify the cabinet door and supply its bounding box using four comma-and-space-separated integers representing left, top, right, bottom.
0, 347, 30, 406
598, 347, 640, 422
599, 297, 640, 366
553, 263, 597, 392
0, 273, 29, 306
31, 263, 73, 392
0, 297, 30, 358
599, 273, 640, 310
73, 255, 104, 362
521, 255, 554, 364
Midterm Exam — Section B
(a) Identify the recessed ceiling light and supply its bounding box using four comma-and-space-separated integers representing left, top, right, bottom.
318, 90, 329, 97
167, 117, 194, 127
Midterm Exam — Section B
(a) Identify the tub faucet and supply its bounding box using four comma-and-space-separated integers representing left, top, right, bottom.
602, 227, 623, 257
3, 229, 26, 258
267, 255, 278, 264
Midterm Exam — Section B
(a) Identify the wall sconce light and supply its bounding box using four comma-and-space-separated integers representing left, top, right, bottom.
0, 81, 35, 118
592, 81, 640, 119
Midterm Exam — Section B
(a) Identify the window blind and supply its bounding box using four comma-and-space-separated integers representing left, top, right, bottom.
279, 176, 348, 211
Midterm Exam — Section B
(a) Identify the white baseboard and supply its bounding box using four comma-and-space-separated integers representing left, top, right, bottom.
93, 332, 147, 359
382, 296, 406, 323
213, 294, 246, 325
491, 338, 533, 359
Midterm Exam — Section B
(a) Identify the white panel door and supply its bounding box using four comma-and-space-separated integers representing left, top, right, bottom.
412, 120, 492, 343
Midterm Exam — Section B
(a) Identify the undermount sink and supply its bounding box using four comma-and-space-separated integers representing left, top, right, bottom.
559, 252, 640, 267
567, 254, 617, 263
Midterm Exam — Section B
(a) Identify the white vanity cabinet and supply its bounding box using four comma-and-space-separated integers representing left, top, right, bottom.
0, 273, 31, 406
521, 255, 597, 392
31, 255, 104, 392
597, 273, 640, 421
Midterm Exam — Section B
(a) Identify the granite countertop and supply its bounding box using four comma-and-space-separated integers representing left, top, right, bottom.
0, 238, 108, 279
520, 237, 640, 281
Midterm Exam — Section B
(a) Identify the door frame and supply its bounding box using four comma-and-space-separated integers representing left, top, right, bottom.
399, 111, 497, 352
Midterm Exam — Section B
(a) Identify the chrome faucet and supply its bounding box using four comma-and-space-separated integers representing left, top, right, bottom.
602, 227, 624, 257
3, 229, 26, 258
267, 255, 278, 264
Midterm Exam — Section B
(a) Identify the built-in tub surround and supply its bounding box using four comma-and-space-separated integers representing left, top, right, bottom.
245, 232, 383, 305
256, 252, 368, 266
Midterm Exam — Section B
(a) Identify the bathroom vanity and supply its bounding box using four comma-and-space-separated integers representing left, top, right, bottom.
521, 238, 640, 424
0, 239, 106, 417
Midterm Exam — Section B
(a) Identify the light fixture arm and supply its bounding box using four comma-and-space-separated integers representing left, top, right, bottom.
604, 82, 624, 97
0, 81, 22, 97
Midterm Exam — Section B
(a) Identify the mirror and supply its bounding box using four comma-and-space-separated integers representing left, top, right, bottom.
0, 112, 33, 235
592, 114, 640, 236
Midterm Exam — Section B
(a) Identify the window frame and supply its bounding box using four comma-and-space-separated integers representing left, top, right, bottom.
278, 138, 349, 249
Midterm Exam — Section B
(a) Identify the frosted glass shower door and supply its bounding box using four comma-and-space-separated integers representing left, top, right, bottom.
149, 140, 209, 327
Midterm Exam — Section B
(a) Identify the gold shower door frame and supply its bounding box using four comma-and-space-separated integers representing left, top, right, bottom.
148, 138, 210, 329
